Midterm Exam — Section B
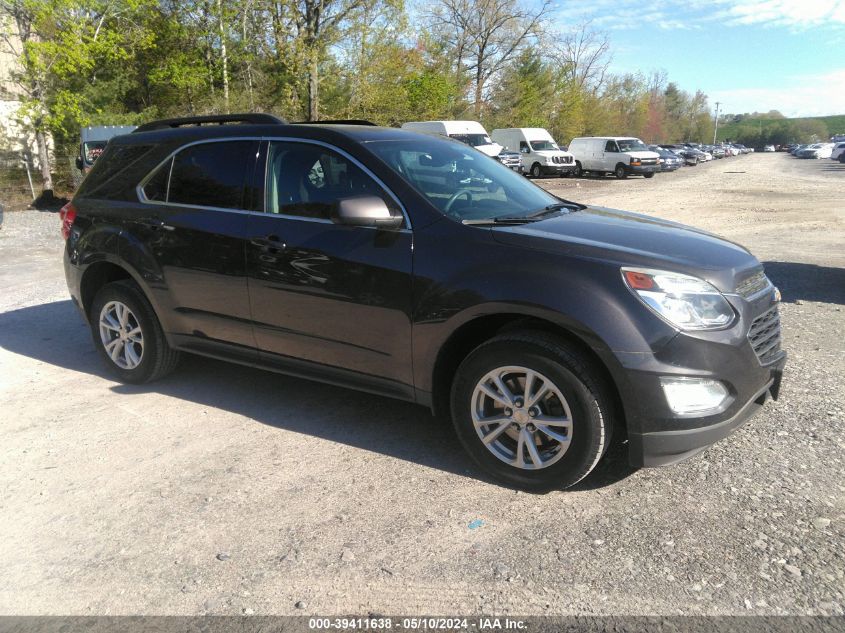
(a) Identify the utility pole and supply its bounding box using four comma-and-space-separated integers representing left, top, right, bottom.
713, 102, 721, 144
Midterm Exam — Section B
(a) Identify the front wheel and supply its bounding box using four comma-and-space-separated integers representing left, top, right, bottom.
573, 161, 583, 177
90, 280, 181, 384
643, 172, 655, 179
530, 163, 542, 178
614, 164, 628, 179
450, 332, 614, 491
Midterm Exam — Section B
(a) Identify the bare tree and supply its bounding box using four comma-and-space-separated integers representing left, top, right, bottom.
552, 20, 611, 94
428, 0, 551, 117
281, 0, 383, 120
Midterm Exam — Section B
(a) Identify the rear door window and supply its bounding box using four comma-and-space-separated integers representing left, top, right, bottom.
167, 141, 255, 210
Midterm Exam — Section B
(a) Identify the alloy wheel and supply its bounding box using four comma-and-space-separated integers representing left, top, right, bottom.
98, 300, 144, 370
470, 365, 573, 470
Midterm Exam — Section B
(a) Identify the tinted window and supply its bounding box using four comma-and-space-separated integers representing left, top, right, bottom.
142, 157, 171, 202
77, 143, 155, 200
605, 141, 618, 152
367, 137, 559, 222
168, 141, 255, 209
266, 141, 393, 220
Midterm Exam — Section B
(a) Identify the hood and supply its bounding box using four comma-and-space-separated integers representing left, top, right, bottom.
627, 150, 660, 159
491, 206, 759, 293
535, 150, 571, 158
477, 143, 504, 157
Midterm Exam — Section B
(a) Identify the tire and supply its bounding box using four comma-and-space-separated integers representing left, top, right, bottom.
643, 172, 655, 179
90, 280, 181, 384
450, 331, 614, 491
614, 164, 627, 179
573, 161, 583, 177
530, 163, 542, 178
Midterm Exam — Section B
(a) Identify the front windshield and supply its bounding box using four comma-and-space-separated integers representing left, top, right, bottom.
616, 138, 649, 152
367, 137, 559, 222
449, 133, 493, 148
530, 140, 558, 151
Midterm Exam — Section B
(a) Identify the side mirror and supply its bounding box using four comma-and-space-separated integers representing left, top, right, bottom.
75, 156, 84, 170
520, 147, 530, 153
333, 196, 403, 229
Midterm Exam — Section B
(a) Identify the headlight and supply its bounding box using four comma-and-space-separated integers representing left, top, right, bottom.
621, 267, 735, 330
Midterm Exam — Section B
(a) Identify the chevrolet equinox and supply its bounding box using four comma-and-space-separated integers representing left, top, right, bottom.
61, 114, 786, 490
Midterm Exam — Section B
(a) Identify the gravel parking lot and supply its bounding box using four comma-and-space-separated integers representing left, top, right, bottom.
0, 153, 843, 617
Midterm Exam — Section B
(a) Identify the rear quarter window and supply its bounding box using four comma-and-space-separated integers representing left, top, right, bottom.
76, 144, 156, 200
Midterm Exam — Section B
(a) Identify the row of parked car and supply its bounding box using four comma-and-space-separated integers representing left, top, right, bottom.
399, 120, 752, 181
780, 142, 845, 161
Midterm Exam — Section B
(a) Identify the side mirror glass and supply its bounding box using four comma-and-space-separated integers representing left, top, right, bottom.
520, 147, 530, 154
333, 196, 403, 229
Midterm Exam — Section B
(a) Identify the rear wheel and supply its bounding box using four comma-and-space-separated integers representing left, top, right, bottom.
450, 331, 614, 491
90, 280, 181, 384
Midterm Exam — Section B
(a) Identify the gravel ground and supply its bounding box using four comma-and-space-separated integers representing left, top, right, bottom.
0, 153, 843, 616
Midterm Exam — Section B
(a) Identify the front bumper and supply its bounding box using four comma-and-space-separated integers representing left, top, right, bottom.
630, 164, 659, 174
628, 355, 785, 467
541, 164, 574, 175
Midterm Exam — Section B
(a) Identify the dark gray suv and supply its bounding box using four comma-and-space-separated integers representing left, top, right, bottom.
61, 114, 786, 490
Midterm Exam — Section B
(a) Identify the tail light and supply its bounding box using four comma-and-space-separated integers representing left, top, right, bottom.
59, 202, 77, 240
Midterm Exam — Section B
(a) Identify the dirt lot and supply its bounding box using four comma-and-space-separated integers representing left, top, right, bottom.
0, 153, 843, 616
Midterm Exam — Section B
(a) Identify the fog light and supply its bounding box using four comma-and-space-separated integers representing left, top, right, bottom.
660, 377, 729, 415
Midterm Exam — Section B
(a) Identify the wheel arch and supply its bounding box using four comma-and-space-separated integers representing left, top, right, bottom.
429, 313, 626, 439
79, 258, 163, 330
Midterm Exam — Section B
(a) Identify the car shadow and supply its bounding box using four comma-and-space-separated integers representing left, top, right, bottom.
763, 261, 845, 305
0, 300, 639, 492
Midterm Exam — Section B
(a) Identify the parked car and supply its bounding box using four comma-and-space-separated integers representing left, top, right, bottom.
61, 113, 786, 490
796, 143, 833, 159
76, 125, 138, 174
708, 146, 727, 159
568, 136, 660, 179
829, 142, 845, 161
491, 128, 575, 178
763, 145, 776, 152
662, 145, 704, 165
400, 120, 502, 158
649, 146, 683, 171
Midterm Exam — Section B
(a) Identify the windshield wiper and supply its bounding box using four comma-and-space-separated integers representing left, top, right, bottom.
462, 201, 584, 226
524, 201, 583, 219
462, 217, 542, 225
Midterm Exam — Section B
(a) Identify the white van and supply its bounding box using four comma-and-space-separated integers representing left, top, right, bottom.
400, 121, 503, 158
568, 137, 660, 179
491, 128, 575, 178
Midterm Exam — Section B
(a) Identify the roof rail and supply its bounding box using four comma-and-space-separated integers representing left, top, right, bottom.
293, 119, 377, 126
134, 113, 286, 133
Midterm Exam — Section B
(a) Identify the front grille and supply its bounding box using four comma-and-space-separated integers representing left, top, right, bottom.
736, 271, 770, 298
748, 305, 782, 365
550, 155, 573, 164
641, 158, 657, 165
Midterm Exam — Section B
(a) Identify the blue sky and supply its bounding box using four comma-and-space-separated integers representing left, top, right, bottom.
553, 0, 845, 117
